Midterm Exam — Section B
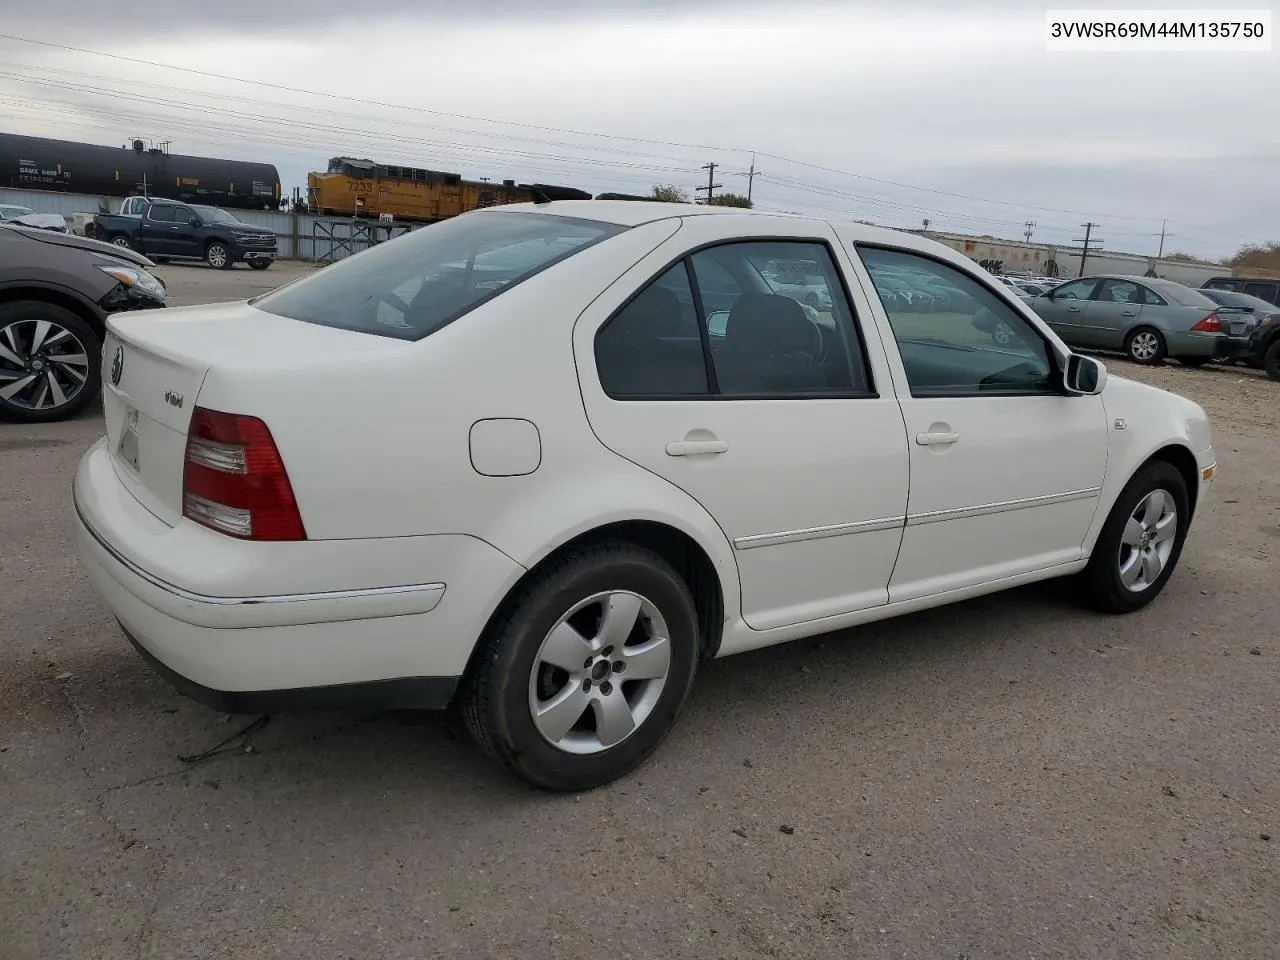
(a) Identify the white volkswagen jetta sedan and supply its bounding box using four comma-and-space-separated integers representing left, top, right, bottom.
74, 201, 1215, 791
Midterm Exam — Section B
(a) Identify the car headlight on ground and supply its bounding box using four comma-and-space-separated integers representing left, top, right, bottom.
97, 264, 166, 302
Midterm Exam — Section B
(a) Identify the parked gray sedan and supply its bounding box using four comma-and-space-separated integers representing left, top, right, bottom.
1030, 274, 1239, 366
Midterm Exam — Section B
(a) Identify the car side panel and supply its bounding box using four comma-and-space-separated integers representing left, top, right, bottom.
1086, 375, 1213, 554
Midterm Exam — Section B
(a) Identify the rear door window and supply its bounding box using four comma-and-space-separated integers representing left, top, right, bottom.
1243, 282, 1280, 306
252, 212, 627, 340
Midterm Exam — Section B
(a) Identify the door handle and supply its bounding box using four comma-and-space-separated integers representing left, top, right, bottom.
1066, 305, 1082, 313
1121, 310, 1136, 316
666, 439, 728, 457
915, 431, 959, 446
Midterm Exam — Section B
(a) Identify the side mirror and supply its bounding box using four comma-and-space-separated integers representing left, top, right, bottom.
188, 217, 202, 227
1064, 353, 1106, 395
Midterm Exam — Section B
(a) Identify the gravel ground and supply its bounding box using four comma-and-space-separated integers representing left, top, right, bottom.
1, 267, 1276, 959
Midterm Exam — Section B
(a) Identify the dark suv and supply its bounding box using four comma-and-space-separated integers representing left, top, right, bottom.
0, 223, 166, 423
1202, 276, 1280, 308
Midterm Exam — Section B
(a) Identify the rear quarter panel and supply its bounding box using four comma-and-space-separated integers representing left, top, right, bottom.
192, 216, 744, 621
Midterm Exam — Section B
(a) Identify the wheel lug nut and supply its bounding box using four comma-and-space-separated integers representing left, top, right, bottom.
582, 679, 591, 692
601, 646, 613, 658
613, 660, 625, 673
584, 658, 594, 669
600, 681, 613, 695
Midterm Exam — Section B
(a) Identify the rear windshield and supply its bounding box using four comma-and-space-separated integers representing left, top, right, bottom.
1152, 282, 1217, 308
253, 211, 626, 340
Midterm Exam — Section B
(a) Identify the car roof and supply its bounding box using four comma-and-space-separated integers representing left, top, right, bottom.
485, 200, 992, 263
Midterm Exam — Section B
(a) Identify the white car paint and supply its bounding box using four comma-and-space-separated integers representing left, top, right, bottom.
73, 200, 1215, 782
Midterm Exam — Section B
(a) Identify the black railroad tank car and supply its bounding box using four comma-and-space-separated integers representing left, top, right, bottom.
0, 133, 282, 210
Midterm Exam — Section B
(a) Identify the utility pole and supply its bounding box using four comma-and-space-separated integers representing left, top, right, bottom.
1156, 219, 1168, 258
695, 162, 722, 204
1024, 220, 1035, 243
1072, 222, 1103, 277
746, 154, 757, 202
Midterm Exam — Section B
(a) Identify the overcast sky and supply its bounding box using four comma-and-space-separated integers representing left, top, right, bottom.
1, 0, 1276, 260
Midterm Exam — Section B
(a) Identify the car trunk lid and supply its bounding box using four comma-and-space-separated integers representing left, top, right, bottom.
100, 301, 395, 526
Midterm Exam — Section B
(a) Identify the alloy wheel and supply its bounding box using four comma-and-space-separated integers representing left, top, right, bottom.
0, 318, 92, 413
1117, 488, 1178, 592
1129, 331, 1160, 362
527, 590, 672, 755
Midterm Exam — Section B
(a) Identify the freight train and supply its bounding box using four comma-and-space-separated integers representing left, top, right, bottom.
306, 156, 592, 222
0, 133, 282, 211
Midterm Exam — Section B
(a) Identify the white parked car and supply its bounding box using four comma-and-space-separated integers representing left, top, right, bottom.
74, 202, 1216, 792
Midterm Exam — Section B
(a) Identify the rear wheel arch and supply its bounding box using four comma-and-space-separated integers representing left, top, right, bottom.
460, 519, 727, 694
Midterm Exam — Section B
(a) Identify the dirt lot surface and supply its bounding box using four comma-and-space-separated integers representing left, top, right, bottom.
1, 265, 1276, 959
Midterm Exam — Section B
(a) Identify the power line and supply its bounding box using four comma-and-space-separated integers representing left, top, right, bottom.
0, 33, 1265, 254
0, 33, 748, 156
0, 62, 708, 168
0, 30, 1264, 245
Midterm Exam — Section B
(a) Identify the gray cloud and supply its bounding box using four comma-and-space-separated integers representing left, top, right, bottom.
1, 2, 1276, 260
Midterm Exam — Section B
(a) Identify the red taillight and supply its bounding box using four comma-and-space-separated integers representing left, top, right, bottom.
182, 407, 306, 541
1191, 312, 1222, 333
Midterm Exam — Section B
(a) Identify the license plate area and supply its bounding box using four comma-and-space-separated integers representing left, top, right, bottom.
117, 405, 141, 473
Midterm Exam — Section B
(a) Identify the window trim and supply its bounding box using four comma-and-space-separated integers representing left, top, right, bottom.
854, 242, 1068, 400
593, 235, 880, 402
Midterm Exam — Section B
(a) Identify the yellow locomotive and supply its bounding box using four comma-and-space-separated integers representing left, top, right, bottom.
306, 157, 592, 222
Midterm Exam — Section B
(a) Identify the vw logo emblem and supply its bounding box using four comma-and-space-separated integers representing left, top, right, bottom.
109, 345, 124, 386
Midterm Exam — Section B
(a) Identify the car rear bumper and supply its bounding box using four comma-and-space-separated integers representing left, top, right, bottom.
1166, 331, 1225, 358
73, 438, 523, 711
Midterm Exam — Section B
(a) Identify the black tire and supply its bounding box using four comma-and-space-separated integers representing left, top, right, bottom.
461, 541, 700, 792
205, 241, 233, 270
1073, 459, 1190, 614
1263, 340, 1280, 382
1125, 327, 1167, 365
248, 260, 272, 271
1178, 356, 1211, 367
109, 235, 135, 251
0, 301, 101, 424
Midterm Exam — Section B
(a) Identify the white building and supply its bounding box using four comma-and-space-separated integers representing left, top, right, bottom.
920, 231, 1229, 287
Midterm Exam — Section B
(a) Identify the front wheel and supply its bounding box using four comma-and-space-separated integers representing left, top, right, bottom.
110, 235, 134, 251
248, 260, 272, 271
462, 542, 700, 792
0, 301, 101, 423
1125, 327, 1166, 365
205, 242, 232, 270
1073, 460, 1189, 614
